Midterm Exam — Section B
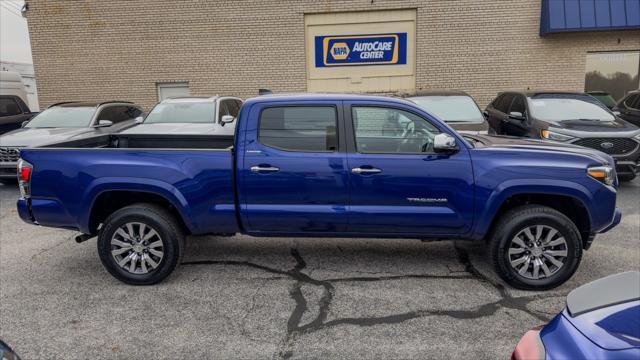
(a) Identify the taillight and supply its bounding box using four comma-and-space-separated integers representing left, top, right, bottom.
17, 159, 33, 198
511, 326, 545, 360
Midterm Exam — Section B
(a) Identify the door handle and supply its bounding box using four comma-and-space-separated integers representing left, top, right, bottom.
250, 165, 280, 173
351, 167, 382, 175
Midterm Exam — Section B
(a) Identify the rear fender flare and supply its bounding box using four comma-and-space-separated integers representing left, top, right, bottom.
78, 177, 195, 234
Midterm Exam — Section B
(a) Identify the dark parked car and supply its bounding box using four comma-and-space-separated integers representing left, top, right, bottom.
587, 91, 617, 110
485, 91, 640, 181
511, 271, 639, 360
614, 89, 640, 128
0, 101, 143, 180
402, 90, 489, 133
0, 95, 37, 135
121, 96, 242, 136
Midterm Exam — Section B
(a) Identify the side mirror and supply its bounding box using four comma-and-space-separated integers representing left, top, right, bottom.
612, 111, 621, 116
21, 121, 29, 128
95, 120, 113, 127
433, 133, 458, 153
508, 111, 525, 121
482, 110, 489, 119
134, 116, 144, 123
220, 115, 235, 126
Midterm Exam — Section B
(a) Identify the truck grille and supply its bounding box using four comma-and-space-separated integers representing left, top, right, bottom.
0, 148, 21, 162
573, 138, 639, 156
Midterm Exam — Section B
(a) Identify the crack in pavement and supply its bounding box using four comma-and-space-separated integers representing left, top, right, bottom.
182, 244, 555, 359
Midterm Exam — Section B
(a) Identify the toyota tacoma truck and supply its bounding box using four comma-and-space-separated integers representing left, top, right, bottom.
16, 94, 622, 289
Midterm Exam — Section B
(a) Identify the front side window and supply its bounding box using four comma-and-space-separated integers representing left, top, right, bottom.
509, 96, 526, 114
352, 107, 440, 154
625, 94, 640, 109
25, 107, 95, 128
144, 101, 215, 124
97, 105, 141, 123
496, 94, 514, 113
408, 96, 484, 123
528, 95, 615, 122
259, 106, 337, 152
0, 98, 22, 117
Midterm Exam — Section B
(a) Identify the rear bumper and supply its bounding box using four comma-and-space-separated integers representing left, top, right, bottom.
16, 198, 35, 224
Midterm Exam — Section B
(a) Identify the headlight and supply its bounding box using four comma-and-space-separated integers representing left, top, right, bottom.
540, 129, 575, 142
587, 166, 614, 186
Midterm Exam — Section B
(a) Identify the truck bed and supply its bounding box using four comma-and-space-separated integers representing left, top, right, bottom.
19, 134, 238, 235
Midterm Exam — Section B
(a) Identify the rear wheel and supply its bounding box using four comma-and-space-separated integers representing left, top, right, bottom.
488, 205, 582, 290
97, 203, 184, 285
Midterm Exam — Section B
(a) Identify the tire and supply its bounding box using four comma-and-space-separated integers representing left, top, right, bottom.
487, 205, 582, 290
618, 173, 636, 182
97, 203, 184, 285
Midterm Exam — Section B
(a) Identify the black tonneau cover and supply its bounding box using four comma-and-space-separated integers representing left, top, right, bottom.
566, 271, 640, 317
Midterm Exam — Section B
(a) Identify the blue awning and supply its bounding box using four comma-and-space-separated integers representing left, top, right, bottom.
540, 0, 640, 36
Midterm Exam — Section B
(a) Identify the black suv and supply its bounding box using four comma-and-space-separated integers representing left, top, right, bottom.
0, 101, 143, 180
485, 91, 640, 181
613, 90, 640, 127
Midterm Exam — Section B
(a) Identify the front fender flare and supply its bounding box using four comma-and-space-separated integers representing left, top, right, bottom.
471, 179, 593, 240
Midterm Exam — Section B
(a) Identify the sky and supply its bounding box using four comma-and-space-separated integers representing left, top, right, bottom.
0, 0, 32, 64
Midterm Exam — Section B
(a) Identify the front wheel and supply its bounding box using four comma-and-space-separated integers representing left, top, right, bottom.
488, 205, 582, 290
97, 203, 184, 285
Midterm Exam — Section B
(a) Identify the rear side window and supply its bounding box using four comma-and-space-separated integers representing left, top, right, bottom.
0, 97, 22, 117
259, 106, 337, 152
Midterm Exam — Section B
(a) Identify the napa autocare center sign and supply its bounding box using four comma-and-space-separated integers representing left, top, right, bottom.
315, 33, 407, 67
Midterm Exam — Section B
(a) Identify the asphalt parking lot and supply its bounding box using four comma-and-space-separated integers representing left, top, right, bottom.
0, 179, 638, 359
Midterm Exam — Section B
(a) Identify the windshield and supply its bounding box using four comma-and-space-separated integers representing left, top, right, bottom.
25, 107, 96, 128
528, 96, 615, 122
144, 101, 215, 124
409, 96, 484, 123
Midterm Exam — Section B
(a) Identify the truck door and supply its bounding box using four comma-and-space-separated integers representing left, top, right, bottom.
238, 101, 349, 233
345, 102, 474, 236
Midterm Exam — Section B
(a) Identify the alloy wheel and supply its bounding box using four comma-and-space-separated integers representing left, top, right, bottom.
110, 222, 164, 274
507, 225, 568, 280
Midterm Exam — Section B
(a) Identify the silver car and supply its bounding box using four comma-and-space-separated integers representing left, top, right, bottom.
120, 96, 242, 137
0, 101, 143, 180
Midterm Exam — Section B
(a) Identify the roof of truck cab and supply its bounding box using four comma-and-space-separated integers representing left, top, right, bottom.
244, 93, 416, 105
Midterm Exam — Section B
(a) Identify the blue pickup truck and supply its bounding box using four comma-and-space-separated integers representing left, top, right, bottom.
16, 94, 621, 289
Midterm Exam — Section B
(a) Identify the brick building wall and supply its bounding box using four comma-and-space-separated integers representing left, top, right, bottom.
25, 0, 640, 110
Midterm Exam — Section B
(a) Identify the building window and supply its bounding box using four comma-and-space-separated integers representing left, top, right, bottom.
585, 51, 640, 102
156, 82, 190, 101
